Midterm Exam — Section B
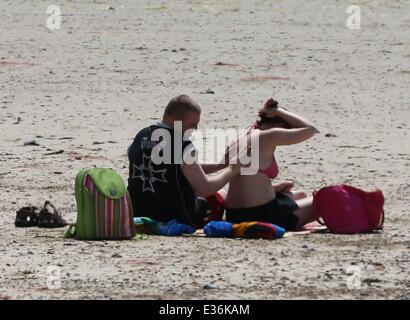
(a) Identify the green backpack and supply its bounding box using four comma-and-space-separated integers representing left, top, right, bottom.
65, 168, 136, 240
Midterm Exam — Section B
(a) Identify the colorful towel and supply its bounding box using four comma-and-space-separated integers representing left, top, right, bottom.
204, 221, 285, 240
233, 221, 285, 239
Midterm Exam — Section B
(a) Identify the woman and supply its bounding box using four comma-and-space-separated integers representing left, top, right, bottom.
224, 98, 320, 231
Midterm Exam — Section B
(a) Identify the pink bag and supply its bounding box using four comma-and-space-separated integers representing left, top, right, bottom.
312, 185, 385, 234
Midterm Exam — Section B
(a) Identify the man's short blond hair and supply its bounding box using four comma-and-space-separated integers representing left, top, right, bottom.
163, 95, 201, 119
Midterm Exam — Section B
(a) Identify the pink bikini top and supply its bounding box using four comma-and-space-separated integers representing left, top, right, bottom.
258, 157, 279, 179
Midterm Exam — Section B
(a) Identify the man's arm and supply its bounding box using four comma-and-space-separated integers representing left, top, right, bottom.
201, 163, 228, 174
183, 161, 239, 198
201, 143, 237, 174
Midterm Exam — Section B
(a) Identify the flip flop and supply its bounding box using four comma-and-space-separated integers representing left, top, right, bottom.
15, 206, 40, 227
38, 201, 67, 228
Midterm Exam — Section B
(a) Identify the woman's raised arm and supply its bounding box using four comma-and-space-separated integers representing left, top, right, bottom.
259, 126, 318, 147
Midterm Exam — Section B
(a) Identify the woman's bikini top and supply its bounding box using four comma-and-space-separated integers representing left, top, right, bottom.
258, 156, 279, 179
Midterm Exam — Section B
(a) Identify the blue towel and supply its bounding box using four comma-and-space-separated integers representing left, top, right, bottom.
158, 219, 196, 236
203, 221, 233, 237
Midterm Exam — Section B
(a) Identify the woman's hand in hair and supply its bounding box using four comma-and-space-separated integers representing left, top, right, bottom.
259, 98, 279, 118
264, 97, 279, 109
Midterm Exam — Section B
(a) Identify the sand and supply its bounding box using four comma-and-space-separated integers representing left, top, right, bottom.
0, 0, 409, 299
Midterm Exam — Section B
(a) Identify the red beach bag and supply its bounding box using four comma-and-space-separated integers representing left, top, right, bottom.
312, 185, 385, 234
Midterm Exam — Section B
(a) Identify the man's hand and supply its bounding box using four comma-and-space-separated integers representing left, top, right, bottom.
223, 140, 252, 166
229, 163, 241, 175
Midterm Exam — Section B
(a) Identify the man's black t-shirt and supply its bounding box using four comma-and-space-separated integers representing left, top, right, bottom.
127, 123, 201, 227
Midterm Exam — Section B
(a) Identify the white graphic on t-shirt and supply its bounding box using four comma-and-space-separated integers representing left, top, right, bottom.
132, 154, 167, 193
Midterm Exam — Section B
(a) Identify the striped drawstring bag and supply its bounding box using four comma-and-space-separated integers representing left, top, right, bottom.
65, 168, 135, 240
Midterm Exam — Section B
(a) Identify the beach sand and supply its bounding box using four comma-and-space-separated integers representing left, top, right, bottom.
0, 0, 409, 299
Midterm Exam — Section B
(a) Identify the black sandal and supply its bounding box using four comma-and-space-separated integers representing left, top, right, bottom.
15, 206, 40, 227
38, 201, 67, 228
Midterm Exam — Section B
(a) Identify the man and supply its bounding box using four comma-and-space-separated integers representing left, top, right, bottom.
127, 95, 240, 228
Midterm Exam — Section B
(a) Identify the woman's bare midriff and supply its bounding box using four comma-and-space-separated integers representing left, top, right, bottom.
225, 174, 276, 208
